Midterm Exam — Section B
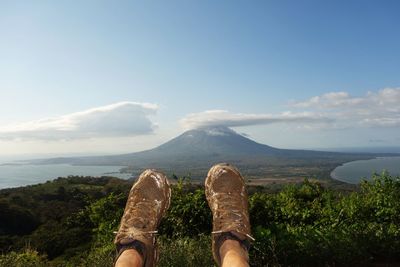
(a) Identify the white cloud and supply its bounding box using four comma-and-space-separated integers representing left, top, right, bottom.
291, 91, 365, 108
292, 88, 400, 110
0, 102, 158, 140
180, 110, 332, 129
290, 87, 400, 128
181, 88, 400, 131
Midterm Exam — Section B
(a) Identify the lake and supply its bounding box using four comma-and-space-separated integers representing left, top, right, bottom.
331, 157, 400, 184
2, 157, 400, 188
0, 163, 132, 189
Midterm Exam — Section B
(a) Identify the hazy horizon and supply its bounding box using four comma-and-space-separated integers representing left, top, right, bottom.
1, 127, 399, 163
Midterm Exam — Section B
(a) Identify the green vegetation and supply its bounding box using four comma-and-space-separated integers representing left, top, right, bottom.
0, 173, 399, 266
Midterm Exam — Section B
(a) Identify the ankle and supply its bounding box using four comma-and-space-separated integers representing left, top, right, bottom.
220, 239, 241, 257
220, 239, 249, 267
115, 249, 143, 267
115, 239, 146, 267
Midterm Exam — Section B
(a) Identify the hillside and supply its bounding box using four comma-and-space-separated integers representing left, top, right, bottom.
1, 173, 399, 266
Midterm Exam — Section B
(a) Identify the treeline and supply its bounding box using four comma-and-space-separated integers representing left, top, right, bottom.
0, 173, 399, 266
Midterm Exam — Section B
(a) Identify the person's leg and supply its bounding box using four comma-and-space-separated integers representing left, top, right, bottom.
205, 163, 254, 266
115, 249, 143, 267
114, 169, 171, 267
220, 239, 249, 267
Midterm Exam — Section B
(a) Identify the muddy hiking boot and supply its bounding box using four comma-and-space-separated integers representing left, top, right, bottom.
205, 163, 254, 266
114, 169, 171, 267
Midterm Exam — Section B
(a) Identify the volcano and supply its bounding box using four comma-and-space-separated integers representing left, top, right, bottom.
33, 126, 381, 179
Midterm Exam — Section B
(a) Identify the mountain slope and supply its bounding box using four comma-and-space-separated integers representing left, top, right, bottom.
153, 126, 280, 156
31, 126, 387, 179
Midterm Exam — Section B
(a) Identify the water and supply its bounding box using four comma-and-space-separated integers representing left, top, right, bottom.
2, 156, 400, 188
0, 163, 132, 189
331, 157, 400, 184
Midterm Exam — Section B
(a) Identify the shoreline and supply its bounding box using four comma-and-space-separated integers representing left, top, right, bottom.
330, 156, 400, 184
0, 163, 132, 190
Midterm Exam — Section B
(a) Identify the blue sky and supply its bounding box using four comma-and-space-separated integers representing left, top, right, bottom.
1, 1, 399, 156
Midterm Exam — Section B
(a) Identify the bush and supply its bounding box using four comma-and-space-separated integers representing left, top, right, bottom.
159, 178, 212, 237
158, 235, 214, 267
1, 173, 400, 266
0, 248, 48, 267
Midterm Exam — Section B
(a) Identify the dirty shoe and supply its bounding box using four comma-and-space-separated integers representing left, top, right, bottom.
205, 163, 254, 266
114, 169, 171, 267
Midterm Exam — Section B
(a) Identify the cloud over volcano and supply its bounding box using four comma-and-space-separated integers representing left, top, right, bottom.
180, 110, 332, 129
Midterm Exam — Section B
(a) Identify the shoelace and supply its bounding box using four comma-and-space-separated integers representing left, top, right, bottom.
114, 197, 161, 237
211, 192, 255, 241
211, 192, 248, 232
